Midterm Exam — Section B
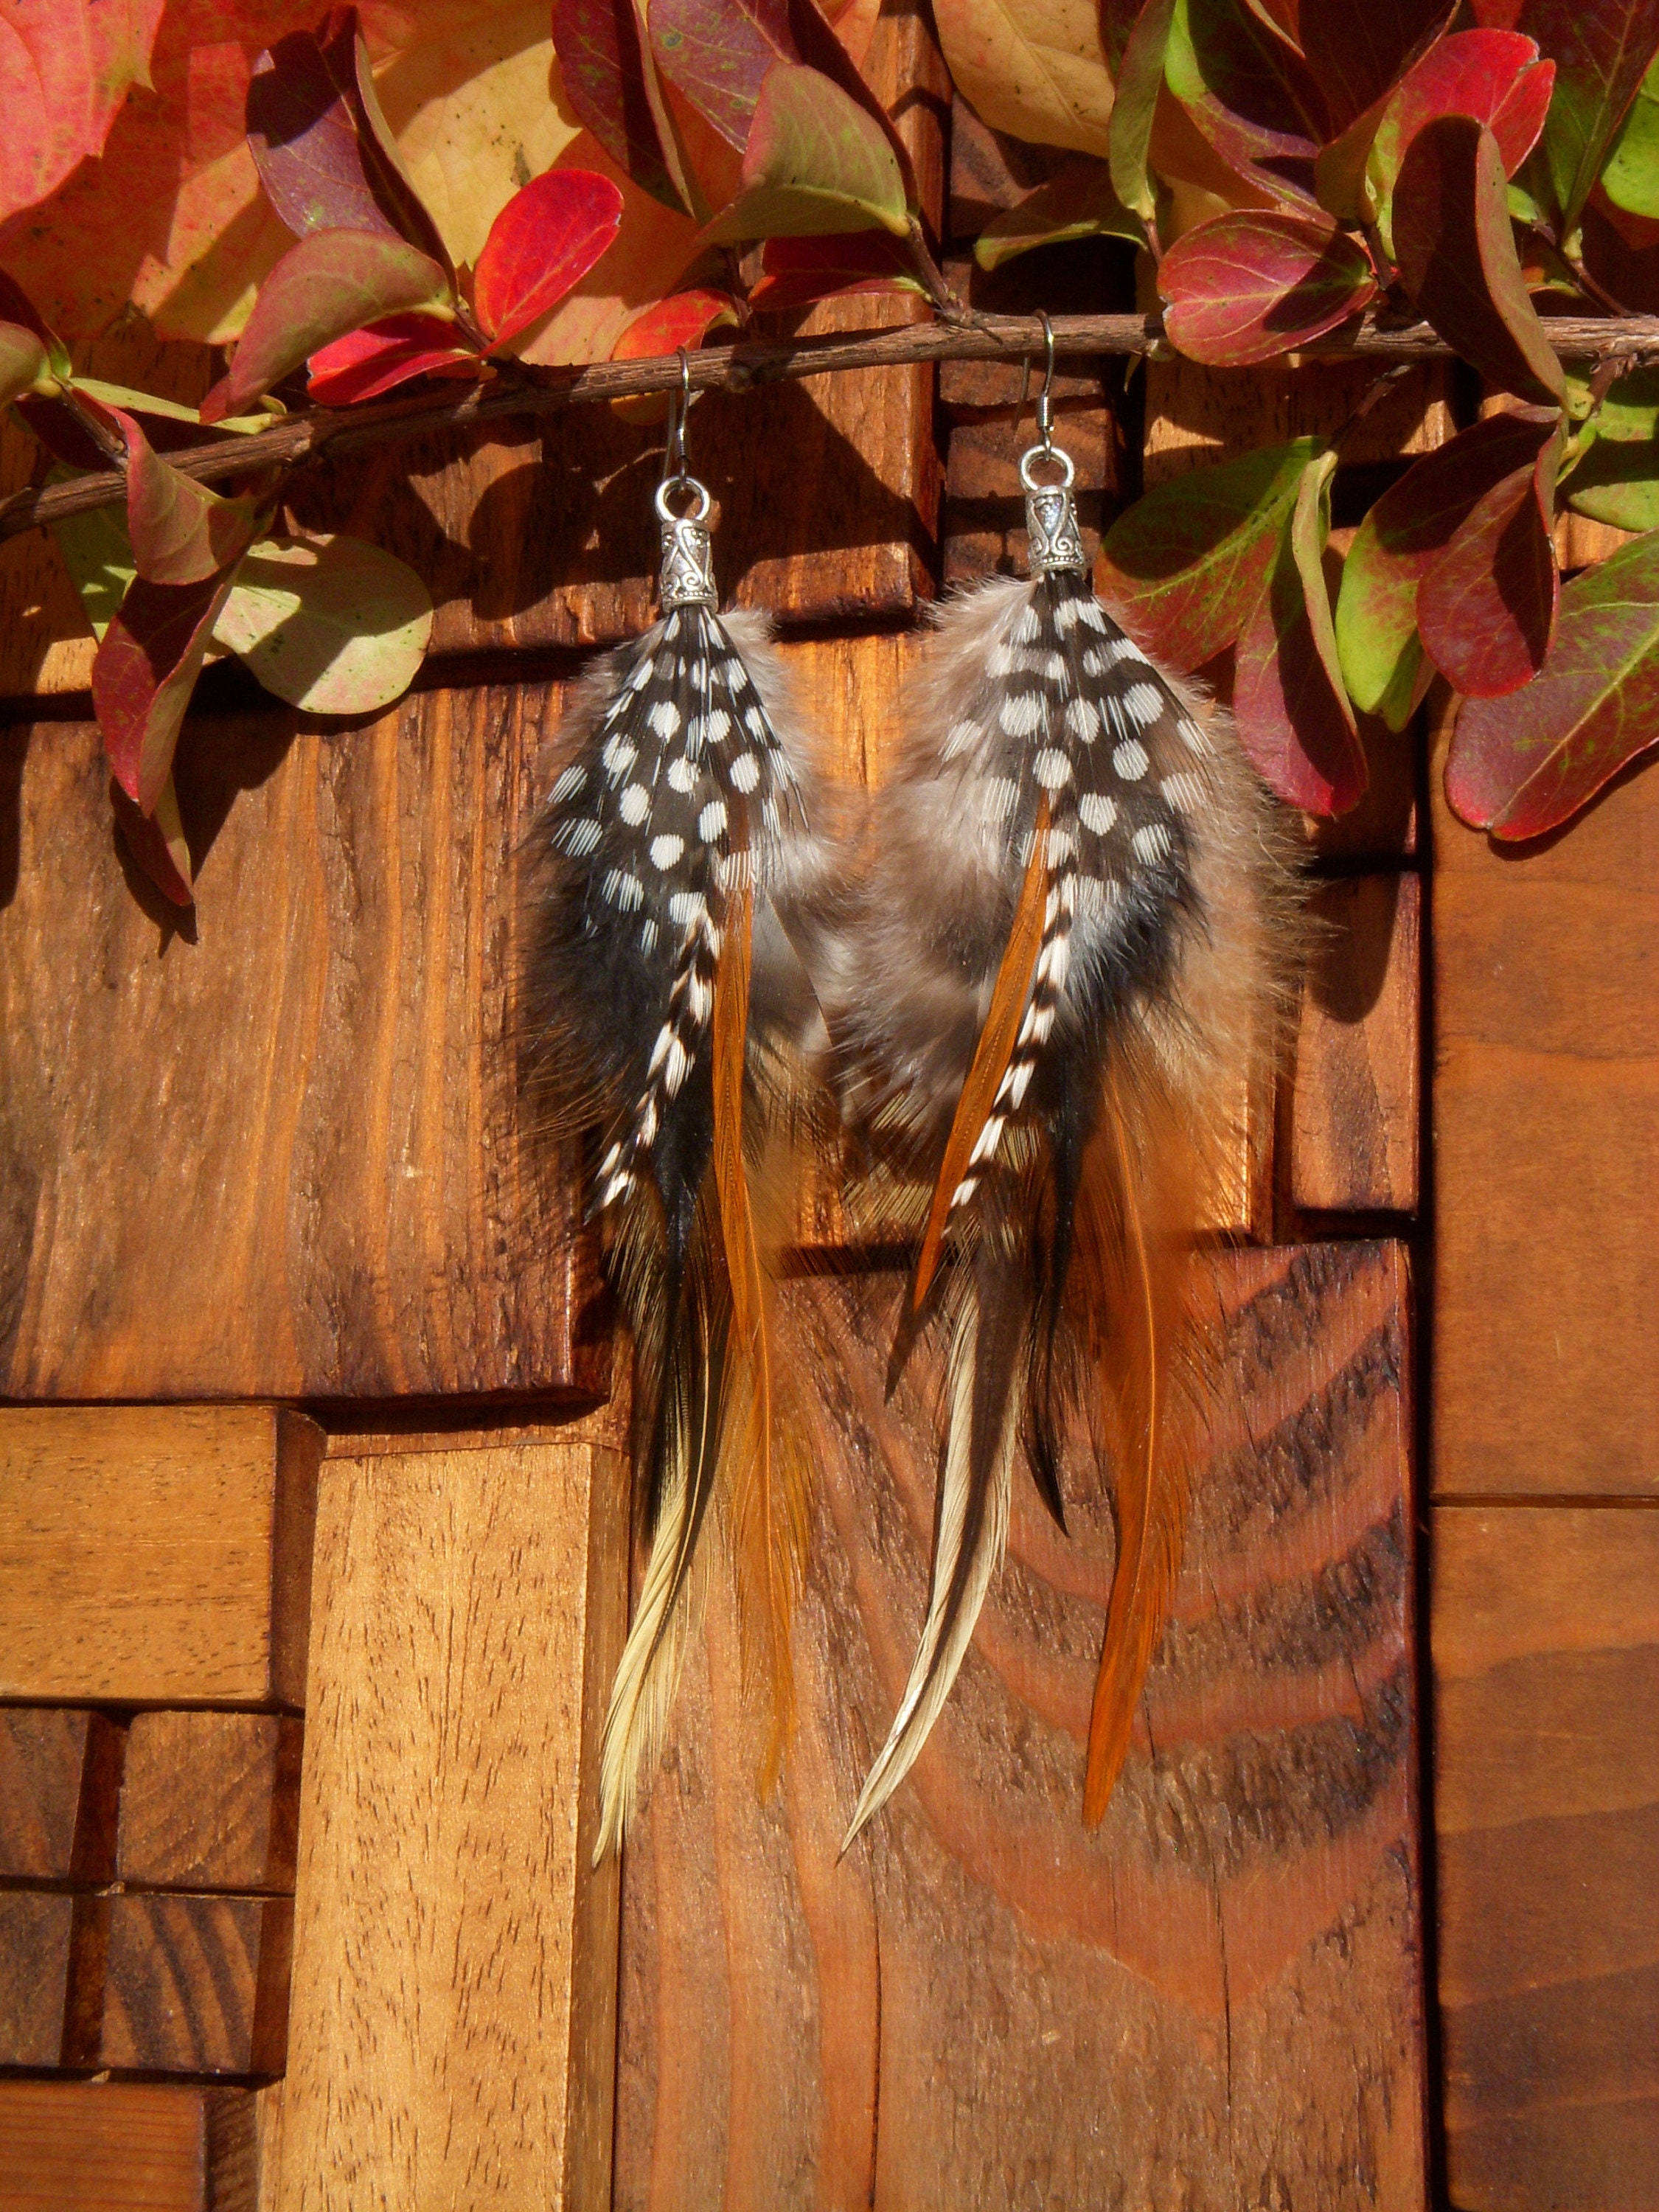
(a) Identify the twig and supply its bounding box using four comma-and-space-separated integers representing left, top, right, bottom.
5, 307, 1659, 543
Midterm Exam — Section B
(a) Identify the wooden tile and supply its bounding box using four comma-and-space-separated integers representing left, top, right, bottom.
1290, 873, 1421, 1214
95, 1894, 293, 2076
616, 1245, 1426, 2208
275, 1439, 627, 2208
1433, 706, 1659, 1497
0, 1408, 320, 1707
118, 1714, 302, 1893
0, 686, 606, 1402
0, 1708, 122, 1881
1435, 1505, 1659, 2209
0, 2081, 263, 2211
0, 1891, 74, 2067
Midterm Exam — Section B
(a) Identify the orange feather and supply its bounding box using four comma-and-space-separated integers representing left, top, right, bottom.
905, 794, 1051, 1324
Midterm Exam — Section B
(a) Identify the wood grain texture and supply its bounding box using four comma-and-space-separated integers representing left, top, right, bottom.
0, 1408, 319, 1706
615, 1244, 1425, 2208
272, 1441, 627, 2211
118, 1714, 302, 1893
0, 685, 606, 1402
1433, 714, 1659, 1496
94, 1894, 293, 2076
1435, 1504, 1659, 2210
0, 1709, 122, 1881
1291, 873, 1420, 1214
0, 1891, 74, 2067
0, 2082, 205, 2210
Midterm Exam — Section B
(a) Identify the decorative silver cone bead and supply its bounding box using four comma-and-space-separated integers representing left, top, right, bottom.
1020, 442, 1087, 577
655, 475, 718, 608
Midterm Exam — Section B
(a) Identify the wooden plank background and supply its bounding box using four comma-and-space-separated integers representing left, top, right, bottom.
13, 24, 1659, 2209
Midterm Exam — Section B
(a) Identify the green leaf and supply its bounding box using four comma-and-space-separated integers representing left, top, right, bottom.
975, 162, 1144, 269
70, 378, 275, 434
1108, 0, 1175, 222
212, 534, 434, 712
1602, 49, 1659, 219
0, 321, 52, 406
1096, 437, 1324, 671
1563, 440, 1659, 530
1446, 529, 1659, 838
701, 63, 911, 243
49, 483, 136, 641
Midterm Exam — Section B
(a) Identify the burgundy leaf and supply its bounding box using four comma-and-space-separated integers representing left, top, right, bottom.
246, 10, 449, 268
201, 231, 454, 422
1234, 453, 1368, 815
1418, 422, 1562, 697
1446, 530, 1659, 835
1471, 0, 1659, 228
114, 411, 261, 587
650, 0, 798, 147
1334, 404, 1560, 723
1359, 28, 1553, 244
472, 170, 624, 347
1163, 0, 1326, 208
307, 314, 480, 406
111, 774, 193, 907
1296, 0, 1451, 135
1158, 211, 1375, 364
1392, 114, 1565, 405
750, 230, 919, 307
94, 561, 246, 814
553, 0, 691, 214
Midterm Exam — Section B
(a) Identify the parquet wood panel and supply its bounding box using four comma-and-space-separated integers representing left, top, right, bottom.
615, 1245, 1426, 2209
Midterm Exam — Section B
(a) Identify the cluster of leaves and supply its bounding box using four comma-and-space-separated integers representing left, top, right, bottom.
953, 0, 1659, 838
5, 1, 1659, 905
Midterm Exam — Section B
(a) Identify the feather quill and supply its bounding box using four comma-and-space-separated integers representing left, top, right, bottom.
832, 464, 1300, 1845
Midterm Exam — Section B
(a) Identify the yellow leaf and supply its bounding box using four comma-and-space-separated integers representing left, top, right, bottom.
932, 0, 1115, 159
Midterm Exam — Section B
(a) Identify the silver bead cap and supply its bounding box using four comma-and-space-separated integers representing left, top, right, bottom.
1021, 442, 1086, 576
656, 476, 717, 608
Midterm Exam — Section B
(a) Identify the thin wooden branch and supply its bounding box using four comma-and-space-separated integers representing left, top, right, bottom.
4, 307, 1659, 543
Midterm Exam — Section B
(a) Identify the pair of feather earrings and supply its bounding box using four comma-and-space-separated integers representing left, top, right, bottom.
523, 343, 1296, 1863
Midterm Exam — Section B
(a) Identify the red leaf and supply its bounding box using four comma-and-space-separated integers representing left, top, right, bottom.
611, 288, 741, 354
750, 231, 917, 308
1418, 423, 1562, 698
0, 0, 167, 226
650, 0, 798, 148
1392, 114, 1565, 405
1334, 405, 1560, 720
246, 8, 448, 266
94, 560, 246, 813
1158, 211, 1375, 365
116, 410, 262, 584
1097, 438, 1323, 671
1472, 0, 1659, 229
552, 0, 693, 215
1233, 452, 1367, 815
1369, 29, 1553, 214
202, 229, 453, 421
471, 170, 624, 348
307, 313, 480, 405
111, 773, 194, 907
1446, 532, 1659, 836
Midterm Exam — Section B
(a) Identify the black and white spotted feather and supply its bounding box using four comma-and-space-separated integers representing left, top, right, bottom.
831, 562, 1298, 1848
523, 601, 832, 1860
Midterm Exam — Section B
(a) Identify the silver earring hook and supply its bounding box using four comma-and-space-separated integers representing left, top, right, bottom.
662, 347, 694, 487
1034, 311, 1057, 456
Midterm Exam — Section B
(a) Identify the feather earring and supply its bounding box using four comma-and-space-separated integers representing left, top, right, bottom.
521, 361, 830, 1860
834, 322, 1299, 1849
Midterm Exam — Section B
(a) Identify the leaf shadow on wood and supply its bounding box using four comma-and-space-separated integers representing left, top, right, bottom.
0, 727, 25, 912
1310, 872, 1399, 1024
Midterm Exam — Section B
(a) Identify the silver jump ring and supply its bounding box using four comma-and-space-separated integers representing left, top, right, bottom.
1020, 443, 1075, 492
655, 473, 712, 524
